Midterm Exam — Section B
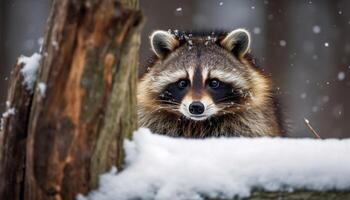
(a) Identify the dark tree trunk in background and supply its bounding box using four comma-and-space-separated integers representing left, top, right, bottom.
264, 0, 294, 136
0, 0, 7, 113
0, 0, 142, 200
265, 0, 291, 86
327, 0, 350, 138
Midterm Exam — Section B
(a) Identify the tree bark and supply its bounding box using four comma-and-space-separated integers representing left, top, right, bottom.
0, 61, 33, 200
0, 0, 142, 200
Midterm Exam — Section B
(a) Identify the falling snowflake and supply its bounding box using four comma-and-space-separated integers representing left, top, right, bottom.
324, 42, 329, 47
268, 14, 274, 20
337, 71, 346, 81
279, 40, 287, 47
300, 93, 307, 99
322, 96, 330, 103
312, 25, 321, 34
219, 2, 223, 6
176, 7, 182, 12
253, 27, 261, 34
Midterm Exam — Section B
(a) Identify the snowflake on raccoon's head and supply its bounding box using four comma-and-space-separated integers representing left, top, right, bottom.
167, 29, 221, 47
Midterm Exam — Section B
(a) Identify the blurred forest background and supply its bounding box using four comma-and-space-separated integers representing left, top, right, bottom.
0, 0, 349, 138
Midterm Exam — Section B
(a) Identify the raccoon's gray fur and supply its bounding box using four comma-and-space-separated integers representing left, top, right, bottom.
137, 28, 285, 138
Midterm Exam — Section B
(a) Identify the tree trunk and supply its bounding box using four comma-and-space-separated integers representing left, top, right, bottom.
0, 60, 34, 200
326, 0, 350, 138
0, 0, 142, 200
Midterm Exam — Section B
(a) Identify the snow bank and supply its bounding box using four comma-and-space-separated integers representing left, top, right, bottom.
18, 53, 42, 91
79, 128, 350, 200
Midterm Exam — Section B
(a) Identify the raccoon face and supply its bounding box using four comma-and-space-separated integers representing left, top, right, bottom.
140, 29, 264, 121
159, 75, 245, 121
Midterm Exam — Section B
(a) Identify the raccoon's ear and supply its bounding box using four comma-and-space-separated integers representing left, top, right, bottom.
150, 30, 179, 58
220, 29, 251, 58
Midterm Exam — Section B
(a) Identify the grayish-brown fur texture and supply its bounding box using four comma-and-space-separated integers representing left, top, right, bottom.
138, 29, 285, 138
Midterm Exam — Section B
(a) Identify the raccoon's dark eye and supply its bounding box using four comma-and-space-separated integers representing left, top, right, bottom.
208, 79, 220, 89
177, 79, 189, 89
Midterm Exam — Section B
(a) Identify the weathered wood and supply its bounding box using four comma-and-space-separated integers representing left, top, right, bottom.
24, 0, 142, 199
0, 61, 33, 200
0, 0, 141, 200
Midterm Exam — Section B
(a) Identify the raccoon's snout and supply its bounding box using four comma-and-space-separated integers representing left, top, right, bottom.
180, 98, 218, 121
189, 102, 205, 115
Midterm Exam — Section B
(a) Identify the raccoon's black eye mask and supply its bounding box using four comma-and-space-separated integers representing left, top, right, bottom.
158, 77, 244, 106
150, 28, 251, 60
206, 79, 244, 105
159, 79, 190, 104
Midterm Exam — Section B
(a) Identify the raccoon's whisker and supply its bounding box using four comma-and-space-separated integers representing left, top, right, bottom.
152, 106, 175, 112
151, 105, 180, 114
206, 103, 215, 107
217, 103, 232, 108
155, 100, 180, 105
206, 105, 216, 111
156, 99, 179, 103
218, 103, 243, 109
215, 96, 239, 103
218, 100, 243, 106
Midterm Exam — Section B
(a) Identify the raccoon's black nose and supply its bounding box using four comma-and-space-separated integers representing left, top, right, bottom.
189, 102, 205, 115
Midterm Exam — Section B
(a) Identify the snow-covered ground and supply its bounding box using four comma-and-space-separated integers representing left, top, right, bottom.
78, 128, 350, 200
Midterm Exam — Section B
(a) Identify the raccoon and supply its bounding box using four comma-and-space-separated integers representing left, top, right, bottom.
137, 28, 284, 138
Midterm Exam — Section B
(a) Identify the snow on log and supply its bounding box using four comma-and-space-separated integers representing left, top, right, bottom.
18, 53, 42, 91
79, 128, 350, 200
